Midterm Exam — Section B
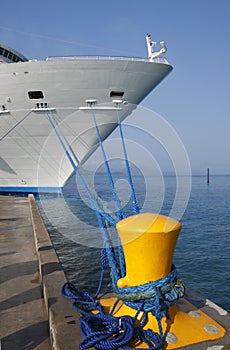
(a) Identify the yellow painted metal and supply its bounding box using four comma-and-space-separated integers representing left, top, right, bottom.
116, 213, 181, 287
100, 296, 226, 349
102, 212, 226, 348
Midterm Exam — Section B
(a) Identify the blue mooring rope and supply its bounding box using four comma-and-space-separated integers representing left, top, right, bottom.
0, 110, 32, 141
44, 108, 185, 349
62, 265, 185, 349
45, 110, 125, 285
115, 109, 139, 215
79, 313, 134, 350
90, 107, 124, 220
45, 111, 117, 225
62, 282, 164, 350
114, 265, 184, 310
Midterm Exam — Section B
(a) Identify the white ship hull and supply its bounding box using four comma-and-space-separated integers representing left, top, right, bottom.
0, 52, 172, 193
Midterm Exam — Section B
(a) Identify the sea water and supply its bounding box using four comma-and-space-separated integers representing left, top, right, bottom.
37, 174, 230, 312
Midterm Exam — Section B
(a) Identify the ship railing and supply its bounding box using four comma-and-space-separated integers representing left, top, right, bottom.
46, 55, 169, 64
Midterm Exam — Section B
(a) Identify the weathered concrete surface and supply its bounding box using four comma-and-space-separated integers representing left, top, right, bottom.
0, 195, 51, 350
0, 195, 82, 350
28, 194, 82, 350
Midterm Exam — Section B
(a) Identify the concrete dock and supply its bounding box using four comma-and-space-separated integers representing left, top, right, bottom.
0, 195, 81, 350
0, 194, 229, 349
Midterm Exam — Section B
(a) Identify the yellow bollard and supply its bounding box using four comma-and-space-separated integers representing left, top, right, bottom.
100, 212, 226, 349
116, 213, 181, 288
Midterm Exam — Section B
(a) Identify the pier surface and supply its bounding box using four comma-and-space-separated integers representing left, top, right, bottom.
0, 195, 81, 350
0, 194, 229, 349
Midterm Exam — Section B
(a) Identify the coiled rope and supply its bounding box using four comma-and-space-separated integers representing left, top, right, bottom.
62, 264, 185, 349
115, 265, 184, 311
62, 282, 164, 350
80, 313, 134, 350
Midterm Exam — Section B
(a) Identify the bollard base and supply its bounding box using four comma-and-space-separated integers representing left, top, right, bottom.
99, 296, 226, 349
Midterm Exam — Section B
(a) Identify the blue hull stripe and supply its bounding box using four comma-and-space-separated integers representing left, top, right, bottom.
0, 186, 62, 194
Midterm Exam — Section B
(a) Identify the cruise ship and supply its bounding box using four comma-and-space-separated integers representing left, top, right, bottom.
0, 35, 172, 194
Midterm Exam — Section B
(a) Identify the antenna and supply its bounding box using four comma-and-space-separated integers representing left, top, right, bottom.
146, 34, 167, 61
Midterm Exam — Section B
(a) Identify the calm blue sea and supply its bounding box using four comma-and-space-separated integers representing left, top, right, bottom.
37, 174, 230, 312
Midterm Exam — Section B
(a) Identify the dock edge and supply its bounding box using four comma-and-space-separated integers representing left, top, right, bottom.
28, 194, 82, 350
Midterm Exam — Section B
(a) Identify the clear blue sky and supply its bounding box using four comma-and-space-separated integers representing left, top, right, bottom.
1, 0, 229, 175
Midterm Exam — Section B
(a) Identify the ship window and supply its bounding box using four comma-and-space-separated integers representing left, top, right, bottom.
28, 91, 44, 99
11, 54, 17, 62
3, 49, 8, 58
110, 91, 124, 98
